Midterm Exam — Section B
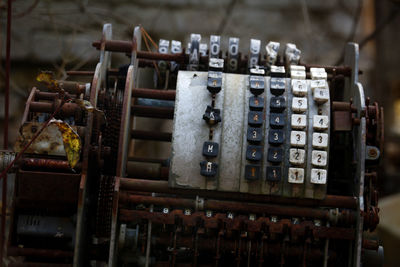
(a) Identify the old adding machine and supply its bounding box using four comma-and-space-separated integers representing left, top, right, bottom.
0, 24, 384, 266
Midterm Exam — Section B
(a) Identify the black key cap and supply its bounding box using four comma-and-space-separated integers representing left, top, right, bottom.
249, 96, 264, 111
248, 111, 263, 126
203, 105, 222, 125
246, 145, 262, 161
267, 147, 283, 163
207, 71, 223, 94
268, 129, 284, 145
245, 164, 261, 181
249, 76, 265, 96
202, 141, 219, 157
247, 127, 263, 143
270, 78, 285, 95
266, 166, 281, 182
270, 66, 285, 77
270, 113, 285, 129
270, 96, 286, 112
200, 161, 218, 177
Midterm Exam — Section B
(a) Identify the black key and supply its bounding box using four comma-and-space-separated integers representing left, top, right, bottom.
249, 96, 264, 111
268, 129, 284, 145
270, 78, 285, 95
207, 71, 223, 94
246, 145, 262, 161
270, 96, 286, 112
270, 113, 285, 129
245, 164, 261, 181
266, 166, 281, 182
203, 105, 222, 125
248, 111, 263, 126
200, 161, 218, 177
267, 147, 283, 163
247, 127, 262, 143
249, 76, 265, 96
202, 141, 219, 157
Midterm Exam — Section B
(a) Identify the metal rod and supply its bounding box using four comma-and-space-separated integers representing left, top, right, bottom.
119, 193, 355, 222
132, 88, 176, 101
66, 69, 120, 76
119, 178, 357, 209
131, 130, 172, 142
2, 0, 12, 263
131, 105, 174, 119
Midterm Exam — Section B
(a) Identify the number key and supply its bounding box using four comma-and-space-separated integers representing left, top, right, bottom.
268, 129, 284, 145
248, 111, 263, 126
267, 147, 283, 163
266, 166, 281, 182
245, 164, 261, 181
270, 113, 285, 129
249, 96, 264, 111
289, 148, 306, 165
247, 127, 263, 143
270, 96, 286, 112
246, 145, 262, 161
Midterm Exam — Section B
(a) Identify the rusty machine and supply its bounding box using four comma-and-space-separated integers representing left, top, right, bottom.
0, 24, 384, 266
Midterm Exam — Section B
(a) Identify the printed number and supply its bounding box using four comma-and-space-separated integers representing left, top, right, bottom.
317, 171, 321, 180
252, 149, 257, 158
297, 117, 302, 124
274, 133, 279, 141
318, 135, 323, 143
276, 99, 281, 105
251, 167, 256, 177
210, 112, 215, 119
298, 100, 303, 106
295, 152, 299, 160
254, 99, 259, 105
273, 151, 278, 159
296, 134, 301, 141
294, 171, 299, 180
252, 131, 257, 138
253, 114, 259, 121
317, 154, 322, 163
320, 90, 324, 96
275, 116, 280, 123
319, 119, 324, 125
272, 169, 277, 178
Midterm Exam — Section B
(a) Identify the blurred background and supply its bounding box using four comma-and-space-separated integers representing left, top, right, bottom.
0, 0, 399, 263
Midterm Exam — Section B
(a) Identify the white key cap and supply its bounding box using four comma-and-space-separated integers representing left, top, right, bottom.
312, 150, 327, 167
288, 167, 304, 184
312, 133, 329, 148
313, 88, 330, 103
291, 70, 306, 80
291, 79, 308, 96
290, 131, 306, 147
290, 65, 306, 72
292, 97, 307, 112
310, 79, 326, 89
313, 115, 329, 130
311, 169, 327, 184
289, 148, 306, 165
310, 67, 327, 80
291, 114, 307, 129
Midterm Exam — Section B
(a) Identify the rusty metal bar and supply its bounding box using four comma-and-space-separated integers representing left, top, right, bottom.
126, 161, 168, 180
29, 101, 80, 117
119, 193, 355, 222
7, 247, 73, 258
131, 105, 174, 119
332, 101, 357, 112
20, 158, 81, 172
132, 88, 176, 101
66, 68, 120, 76
131, 130, 172, 142
119, 178, 357, 209
34, 91, 74, 101
2, 0, 12, 262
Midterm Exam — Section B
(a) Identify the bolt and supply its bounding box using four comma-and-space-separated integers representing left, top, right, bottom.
368, 148, 378, 158
163, 208, 169, 214
184, 209, 191, 216
249, 214, 256, 221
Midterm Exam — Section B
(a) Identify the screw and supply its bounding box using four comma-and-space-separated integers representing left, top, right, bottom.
206, 210, 212, 217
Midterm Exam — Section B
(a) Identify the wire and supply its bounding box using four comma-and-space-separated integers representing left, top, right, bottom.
140, 26, 162, 83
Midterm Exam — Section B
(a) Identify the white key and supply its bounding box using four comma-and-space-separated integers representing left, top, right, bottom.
310, 67, 327, 80
313, 88, 330, 103
291, 114, 307, 129
310, 79, 326, 89
288, 167, 304, 184
291, 70, 306, 80
290, 65, 306, 72
290, 131, 306, 147
311, 168, 327, 184
292, 79, 308, 96
313, 115, 329, 130
289, 148, 306, 165
292, 97, 307, 112
312, 150, 327, 167
312, 133, 329, 148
